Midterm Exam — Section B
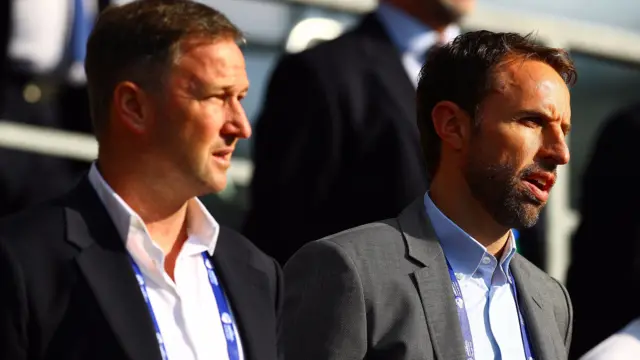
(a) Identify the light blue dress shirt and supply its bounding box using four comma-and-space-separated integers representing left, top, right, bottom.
375, 3, 460, 87
424, 193, 529, 360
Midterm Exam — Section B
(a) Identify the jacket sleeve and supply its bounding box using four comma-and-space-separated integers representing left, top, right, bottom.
282, 240, 367, 360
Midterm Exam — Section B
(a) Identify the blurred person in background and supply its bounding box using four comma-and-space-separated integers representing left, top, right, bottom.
579, 317, 640, 360
282, 31, 576, 360
566, 103, 640, 359
0, 1, 282, 360
0, 0, 109, 217
243, 0, 476, 264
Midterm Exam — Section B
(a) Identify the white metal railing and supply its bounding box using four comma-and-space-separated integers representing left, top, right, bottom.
0, 121, 254, 196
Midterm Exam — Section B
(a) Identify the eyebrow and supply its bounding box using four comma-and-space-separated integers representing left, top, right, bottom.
189, 79, 249, 98
514, 109, 571, 134
222, 84, 250, 94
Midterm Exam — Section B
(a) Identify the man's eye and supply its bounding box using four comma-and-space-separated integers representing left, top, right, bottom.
204, 94, 226, 101
521, 117, 543, 127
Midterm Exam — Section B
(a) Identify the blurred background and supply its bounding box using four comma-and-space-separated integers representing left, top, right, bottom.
4, 0, 639, 280
3, 0, 640, 358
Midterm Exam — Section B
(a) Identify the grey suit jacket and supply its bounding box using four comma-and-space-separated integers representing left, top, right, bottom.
282, 198, 573, 360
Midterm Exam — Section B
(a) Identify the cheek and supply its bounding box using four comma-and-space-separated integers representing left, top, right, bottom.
497, 127, 542, 170
474, 125, 531, 168
185, 104, 224, 144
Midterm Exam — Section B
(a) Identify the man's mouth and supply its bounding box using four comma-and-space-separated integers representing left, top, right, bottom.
212, 147, 234, 166
521, 172, 556, 202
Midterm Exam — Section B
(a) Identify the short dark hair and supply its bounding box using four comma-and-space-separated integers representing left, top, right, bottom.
85, 0, 243, 139
416, 31, 577, 180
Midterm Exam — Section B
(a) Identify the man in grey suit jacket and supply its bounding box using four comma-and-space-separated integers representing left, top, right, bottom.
282, 30, 577, 360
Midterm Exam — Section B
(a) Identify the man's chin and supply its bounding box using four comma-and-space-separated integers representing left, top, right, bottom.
514, 202, 543, 229
497, 197, 543, 229
206, 176, 228, 195
193, 172, 227, 196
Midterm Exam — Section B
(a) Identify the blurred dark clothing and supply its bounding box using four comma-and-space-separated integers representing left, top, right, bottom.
566, 103, 640, 359
243, 14, 428, 264
57, 82, 93, 176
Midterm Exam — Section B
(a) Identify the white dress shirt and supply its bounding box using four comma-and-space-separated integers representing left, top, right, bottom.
88, 164, 244, 360
376, 2, 460, 87
424, 193, 529, 360
580, 318, 640, 360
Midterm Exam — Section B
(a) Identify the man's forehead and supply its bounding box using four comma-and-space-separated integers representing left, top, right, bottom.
495, 60, 567, 93
185, 71, 249, 94
494, 61, 570, 105
173, 40, 249, 91
177, 38, 246, 73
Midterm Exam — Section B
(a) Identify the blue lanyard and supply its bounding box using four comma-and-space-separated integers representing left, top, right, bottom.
445, 260, 534, 360
130, 253, 241, 360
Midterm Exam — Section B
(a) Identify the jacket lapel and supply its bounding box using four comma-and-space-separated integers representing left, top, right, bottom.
64, 178, 161, 360
510, 255, 565, 360
397, 197, 568, 360
397, 198, 469, 360
211, 228, 276, 360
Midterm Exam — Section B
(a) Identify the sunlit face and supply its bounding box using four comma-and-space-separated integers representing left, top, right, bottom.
152, 37, 251, 194
463, 59, 571, 229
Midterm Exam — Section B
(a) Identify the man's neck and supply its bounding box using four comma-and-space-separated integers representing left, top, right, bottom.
429, 174, 511, 257
97, 158, 192, 255
144, 207, 190, 281
142, 203, 190, 256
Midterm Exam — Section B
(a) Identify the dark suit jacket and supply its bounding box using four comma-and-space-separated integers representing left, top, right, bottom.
243, 14, 428, 264
283, 198, 573, 360
0, 177, 284, 360
566, 103, 640, 359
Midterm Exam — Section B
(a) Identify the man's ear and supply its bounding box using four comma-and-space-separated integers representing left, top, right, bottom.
112, 81, 153, 134
431, 100, 472, 151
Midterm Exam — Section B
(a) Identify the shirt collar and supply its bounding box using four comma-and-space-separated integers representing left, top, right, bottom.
87, 162, 219, 258
423, 192, 517, 278
376, 2, 460, 57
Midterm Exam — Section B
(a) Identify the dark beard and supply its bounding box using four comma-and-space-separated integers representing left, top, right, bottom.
464, 159, 547, 229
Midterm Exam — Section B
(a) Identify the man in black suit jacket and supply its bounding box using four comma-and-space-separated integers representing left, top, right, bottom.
244, 0, 475, 264
0, 1, 282, 360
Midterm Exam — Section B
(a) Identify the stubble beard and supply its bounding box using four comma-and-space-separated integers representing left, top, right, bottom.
464, 156, 544, 230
